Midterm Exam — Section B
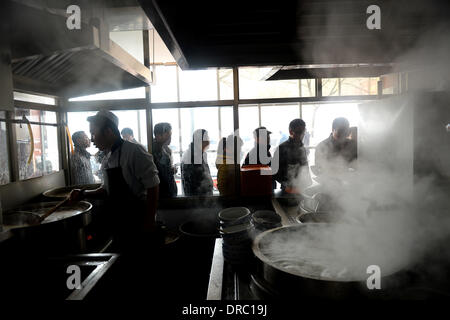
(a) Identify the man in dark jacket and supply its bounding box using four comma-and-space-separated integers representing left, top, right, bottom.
243, 126, 273, 166
273, 119, 312, 192
153, 122, 177, 198
315, 117, 357, 175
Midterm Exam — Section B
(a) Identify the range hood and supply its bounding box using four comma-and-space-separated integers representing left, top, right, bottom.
8, 1, 152, 98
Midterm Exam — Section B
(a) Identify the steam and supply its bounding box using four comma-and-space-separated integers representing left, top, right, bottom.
261, 4, 450, 285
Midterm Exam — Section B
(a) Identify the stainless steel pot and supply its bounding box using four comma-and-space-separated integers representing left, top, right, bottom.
252, 223, 407, 299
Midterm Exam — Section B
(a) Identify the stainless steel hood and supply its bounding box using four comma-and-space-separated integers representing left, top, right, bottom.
9, 1, 152, 98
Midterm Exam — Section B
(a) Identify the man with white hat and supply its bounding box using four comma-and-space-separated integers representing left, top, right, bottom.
70, 110, 160, 252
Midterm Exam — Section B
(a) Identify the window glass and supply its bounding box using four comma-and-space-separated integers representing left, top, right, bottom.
300, 79, 316, 97
16, 124, 59, 180
150, 65, 178, 103
239, 67, 300, 99
15, 108, 40, 122
13, 92, 56, 105
340, 77, 371, 96
238, 106, 259, 164
322, 78, 340, 96
0, 116, 10, 185
115, 110, 148, 149
218, 69, 234, 100
178, 68, 218, 102
68, 87, 146, 102
220, 107, 234, 138
260, 104, 301, 154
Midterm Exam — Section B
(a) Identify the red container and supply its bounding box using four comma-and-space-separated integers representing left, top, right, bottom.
240, 165, 273, 196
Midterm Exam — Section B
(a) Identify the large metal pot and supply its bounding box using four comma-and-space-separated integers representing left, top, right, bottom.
43, 184, 101, 200
2, 201, 93, 253
252, 223, 407, 299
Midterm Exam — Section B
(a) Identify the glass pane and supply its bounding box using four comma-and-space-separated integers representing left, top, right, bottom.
180, 107, 219, 152
13, 92, 56, 105
238, 106, 259, 164
322, 78, 339, 96
239, 67, 300, 99
68, 87, 146, 101
178, 68, 218, 101
301, 102, 361, 166
16, 124, 59, 180
369, 77, 380, 95
115, 110, 148, 149
260, 104, 300, 154
41, 110, 57, 124
0, 120, 10, 185
300, 79, 316, 97
15, 108, 40, 122
219, 69, 234, 100
150, 65, 178, 103
340, 77, 371, 96
220, 107, 234, 138
0, 111, 6, 119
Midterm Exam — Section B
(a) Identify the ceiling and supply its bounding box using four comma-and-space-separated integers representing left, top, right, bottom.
138, 0, 450, 70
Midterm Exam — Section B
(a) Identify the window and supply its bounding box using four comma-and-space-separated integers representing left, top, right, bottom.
322, 77, 380, 96
67, 110, 147, 183
152, 106, 233, 196
151, 65, 178, 103
301, 102, 361, 166
179, 68, 218, 102
239, 67, 304, 99
68, 87, 146, 102
15, 109, 59, 180
150, 67, 234, 103
238, 106, 259, 163
260, 104, 301, 153
13, 92, 56, 105
0, 111, 10, 185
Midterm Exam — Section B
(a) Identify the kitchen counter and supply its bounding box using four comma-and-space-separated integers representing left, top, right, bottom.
207, 198, 450, 300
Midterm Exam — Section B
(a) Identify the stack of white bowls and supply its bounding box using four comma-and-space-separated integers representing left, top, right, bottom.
218, 207, 254, 266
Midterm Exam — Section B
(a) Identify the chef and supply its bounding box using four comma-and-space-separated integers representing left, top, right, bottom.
70, 110, 160, 252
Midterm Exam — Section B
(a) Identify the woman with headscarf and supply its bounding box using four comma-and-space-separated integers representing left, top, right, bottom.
181, 129, 213, 196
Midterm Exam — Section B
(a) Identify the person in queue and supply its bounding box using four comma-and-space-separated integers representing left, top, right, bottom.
181, 129, 213, 196
121, 127, 139, 144
153, 122, 177, 198
69, 110, 160, 252
273, 119, 312, 193
70, 131, 95, 185
216, 134, 243, 196
242, 126, 273, 166
315, 117, 357, 175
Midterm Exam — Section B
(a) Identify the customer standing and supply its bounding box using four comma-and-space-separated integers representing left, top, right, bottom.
153, 122, 177, 198
181, 129, 214, 196
273, 119, 312, 192
70, 131, 95, 185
